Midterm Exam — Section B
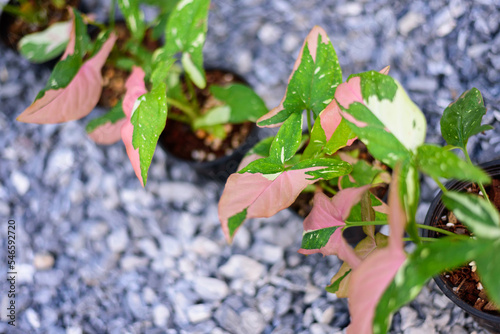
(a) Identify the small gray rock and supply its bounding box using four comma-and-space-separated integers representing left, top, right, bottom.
193, 276, 229, 301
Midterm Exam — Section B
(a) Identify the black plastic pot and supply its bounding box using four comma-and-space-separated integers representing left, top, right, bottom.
423, 159, 500, 333
158, 68, 261, 183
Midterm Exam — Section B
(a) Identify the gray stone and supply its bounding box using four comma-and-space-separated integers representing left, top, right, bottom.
33, 253, 55, 270
398, 12, 425, 36
187, 304, 212, 323
258, 23, 282, 45
193, 276, 229, 301
219, 255, 266, 282
107, 228, 129, 253
25, 308, 41, 329
11, 170, 30, 195
153, 304, 170, 327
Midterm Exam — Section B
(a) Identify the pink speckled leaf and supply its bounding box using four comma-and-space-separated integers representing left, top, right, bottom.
257, 26, 329, 127
298, 185, 373, 267
88, 119, 127, 144
347, 170, 407, 334
121, 66, 148, 186
17, 29, 116, 124
219, 167, 323, 243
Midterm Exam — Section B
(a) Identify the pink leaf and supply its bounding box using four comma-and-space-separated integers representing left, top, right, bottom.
219, 167, 324, 243
17, 26, 116, 124
347, 170, 407, 334
88, 118, 127, 144
257, 26, 330, 127
297, 185, 372, 268
120, 66, 148, 187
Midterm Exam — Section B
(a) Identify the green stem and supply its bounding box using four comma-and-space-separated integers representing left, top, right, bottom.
185, 75, 200, 115
403, 237, 436, 242
109, 0, 117, 30
167, 113, 190, 124
320, 182, 337, 195
415, 223, 457, 237
1, 4, 37, 23
344, 221, 388, 227
307, 110, 312, 134
432, 176, 448, 193
463, 149, 491, 204
166, 98, 197, 121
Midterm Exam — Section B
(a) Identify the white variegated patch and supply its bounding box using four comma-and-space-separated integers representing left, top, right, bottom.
182, 52, 206, 88
365, 81, 426, 152
18, 20, 71, 63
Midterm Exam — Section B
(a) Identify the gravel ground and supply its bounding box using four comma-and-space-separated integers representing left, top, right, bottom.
1, 0, 499, 333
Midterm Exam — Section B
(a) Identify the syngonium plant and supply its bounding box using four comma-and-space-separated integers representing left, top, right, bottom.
15, 0, 267, 186
218, 26, 499, 333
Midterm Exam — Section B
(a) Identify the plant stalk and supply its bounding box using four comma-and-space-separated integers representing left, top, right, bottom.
463, 149, 491, 204
166, 98, 198, 121
415, 223, 458, 237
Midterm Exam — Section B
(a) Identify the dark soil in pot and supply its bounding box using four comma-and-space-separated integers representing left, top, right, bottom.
289, 139, 390, 245
96, 21, 161, 108
0, 0, 80, 50
158, 69, 259, 183
424, 159, 500, 333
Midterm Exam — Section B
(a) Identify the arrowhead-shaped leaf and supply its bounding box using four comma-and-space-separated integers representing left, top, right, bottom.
298, 186, 373, 267
417, 144, 490, 184
18, 20, 71, 63
219, 159, 352, 243
257, 26, 342, 127
130, 82, 168, 186
440, 88, 492, 150
121, 67, 149, 186
17, 12, 116, 124
339, 72, 426, 162
347, 169, 407, 334
165, 0, 210, 88
87, 100, 126, 144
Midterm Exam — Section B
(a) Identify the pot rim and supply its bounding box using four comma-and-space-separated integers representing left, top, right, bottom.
423, 158, 500, 324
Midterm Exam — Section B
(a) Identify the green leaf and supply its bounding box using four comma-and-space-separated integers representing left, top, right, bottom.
416, 144, 490, 183
291, 158, 352, 181
399, 160, 420, 243
346, 192, 388, 223
344, 103, 411, 168
209, 84, 268, 123
193, 106, 231, 128
238, 158, 284, 175
350, 160, 385, 187
268, 113, 303, 165
165, 0, 210, 88
258, 33, 342, 126
442, 191, 500, 239
71, 8, 90, 58
374, 237, 492, 334
35, 9, 89, 100
118, 0, 146, 41
326, 269, 352, 294
130, 82, 168, 185
301, 118, 327, 160
474, 239, 500, 306
343, 72, 426, 153
35, 54, 82, 100
85, 100, 126, 133
324, 117, 357, 155
440, 88, 489, 150
18, 20, 71, 63
228, 208, 247, 238
245, 136, 275, 159
301, 226, 341, 250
